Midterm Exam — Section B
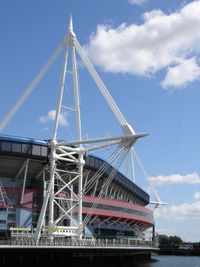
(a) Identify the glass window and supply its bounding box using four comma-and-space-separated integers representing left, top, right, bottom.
89, 157, 95, 167
8, 208, 15, 214
32, 214, 38, 222
0, 208, 7, 215
41, 146, 48, 157
0, 220, 6, 227
12, 143, 22, 153
8, 214, 15, 221
9, 196, 17, 205
32, 145, 41, 156
22, 144, 31, 154
1, 142, 12, 152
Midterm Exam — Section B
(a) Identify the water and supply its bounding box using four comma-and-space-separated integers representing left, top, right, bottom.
133, 256, 200, 267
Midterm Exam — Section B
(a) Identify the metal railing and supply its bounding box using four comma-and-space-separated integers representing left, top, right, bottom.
0, 237, 157, 248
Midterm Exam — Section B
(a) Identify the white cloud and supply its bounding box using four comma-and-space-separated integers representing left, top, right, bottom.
161, 58, 200, 89
155, 201, 200, 219
86, 0, 200, 88
39, 127, 49, 132
149, 172, 200, 186
39, 109, 69, 128
194, 192, 200, 201
128, 0, 147, 5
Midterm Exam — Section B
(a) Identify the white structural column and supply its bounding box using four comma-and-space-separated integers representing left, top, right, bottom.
70, 17, 85, 239
33, 16, 150, 245
34, 36, 69, 244
48, 34, 69, 229
20, 159, 29, 204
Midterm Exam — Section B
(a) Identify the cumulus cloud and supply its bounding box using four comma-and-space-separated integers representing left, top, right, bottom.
128, 0, 147, 5
86, 0, 200, 89
155, 201, 200, 219
161, 58, 200, 89
39, 109, 69, 128
149, 172, 200, 186
194, 192, 200, 201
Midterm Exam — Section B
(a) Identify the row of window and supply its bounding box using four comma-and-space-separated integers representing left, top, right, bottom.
94, 228, 136, 238
0, 220, 6, 227
0, 141, 48, 158
0, 208, 40, 229
0, 208, 16, 228
85, 156, 149, 204
104, 183, 146, 205
86, 172, 147, 206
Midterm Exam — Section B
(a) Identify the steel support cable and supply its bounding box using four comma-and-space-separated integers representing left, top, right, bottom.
84, 147, 126, 197
83, 143, 131, 225
84, 144, 127, 195
83, 149, 127, 225
132, 149, 161, 203
84, 141, 135, 196
84, 139, 133, 193
84, 140, 134, 225
84, 145, 122, 194
83, 147, 126, 224
0, 39, 66, 133
84, 141, 131, 206
96, 146, 130, 201
84, 143, 125, 194
83, 147, 130, 226
74, 39, 129, 129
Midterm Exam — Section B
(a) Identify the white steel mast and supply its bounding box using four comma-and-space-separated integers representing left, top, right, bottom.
34, 16, 86, 243
34, 16, 148, 244
70, 16, 84, 238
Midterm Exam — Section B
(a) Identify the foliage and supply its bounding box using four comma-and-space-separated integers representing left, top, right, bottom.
159, 235, 183, 247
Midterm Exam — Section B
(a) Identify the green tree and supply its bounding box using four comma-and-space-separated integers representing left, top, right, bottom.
168, 235, 183, 246
159, 235, 169, 246
159, 235, 183, 247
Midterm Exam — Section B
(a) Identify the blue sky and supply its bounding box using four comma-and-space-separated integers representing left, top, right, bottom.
0, 0, 200, 242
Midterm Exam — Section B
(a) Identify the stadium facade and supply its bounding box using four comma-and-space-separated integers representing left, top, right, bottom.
0, 17, 156, 246
0, 134, 154, 241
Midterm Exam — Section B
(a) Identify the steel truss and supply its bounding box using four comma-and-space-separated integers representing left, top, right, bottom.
29, 16, 148, 244
0, 9, 166, 245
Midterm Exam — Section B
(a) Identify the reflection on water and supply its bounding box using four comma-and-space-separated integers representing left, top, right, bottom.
129, 256, 200, 267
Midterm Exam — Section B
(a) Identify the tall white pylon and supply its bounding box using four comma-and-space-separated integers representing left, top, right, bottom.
33, 16, 148, 244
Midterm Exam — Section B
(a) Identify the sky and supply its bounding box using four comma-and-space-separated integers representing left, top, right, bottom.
0, 0, 200, 242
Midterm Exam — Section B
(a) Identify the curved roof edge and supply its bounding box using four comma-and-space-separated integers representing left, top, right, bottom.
0, 134, 149, 204
0, 134, 48, 146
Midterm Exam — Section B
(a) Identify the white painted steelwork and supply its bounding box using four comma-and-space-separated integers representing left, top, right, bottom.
33, 16, 148, 244
0, 15, 154, 244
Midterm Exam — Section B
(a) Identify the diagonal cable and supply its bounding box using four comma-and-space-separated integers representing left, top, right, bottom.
0, 39, 66, 132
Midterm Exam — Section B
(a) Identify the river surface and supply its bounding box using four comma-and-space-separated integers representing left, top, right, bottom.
132, 256, 200, 267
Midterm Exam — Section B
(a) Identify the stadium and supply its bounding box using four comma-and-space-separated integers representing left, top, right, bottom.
0, 17, 155, 246
0, 134, 153, 242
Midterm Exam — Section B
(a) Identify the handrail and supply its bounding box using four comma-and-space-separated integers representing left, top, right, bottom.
2, 237, 158, 248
